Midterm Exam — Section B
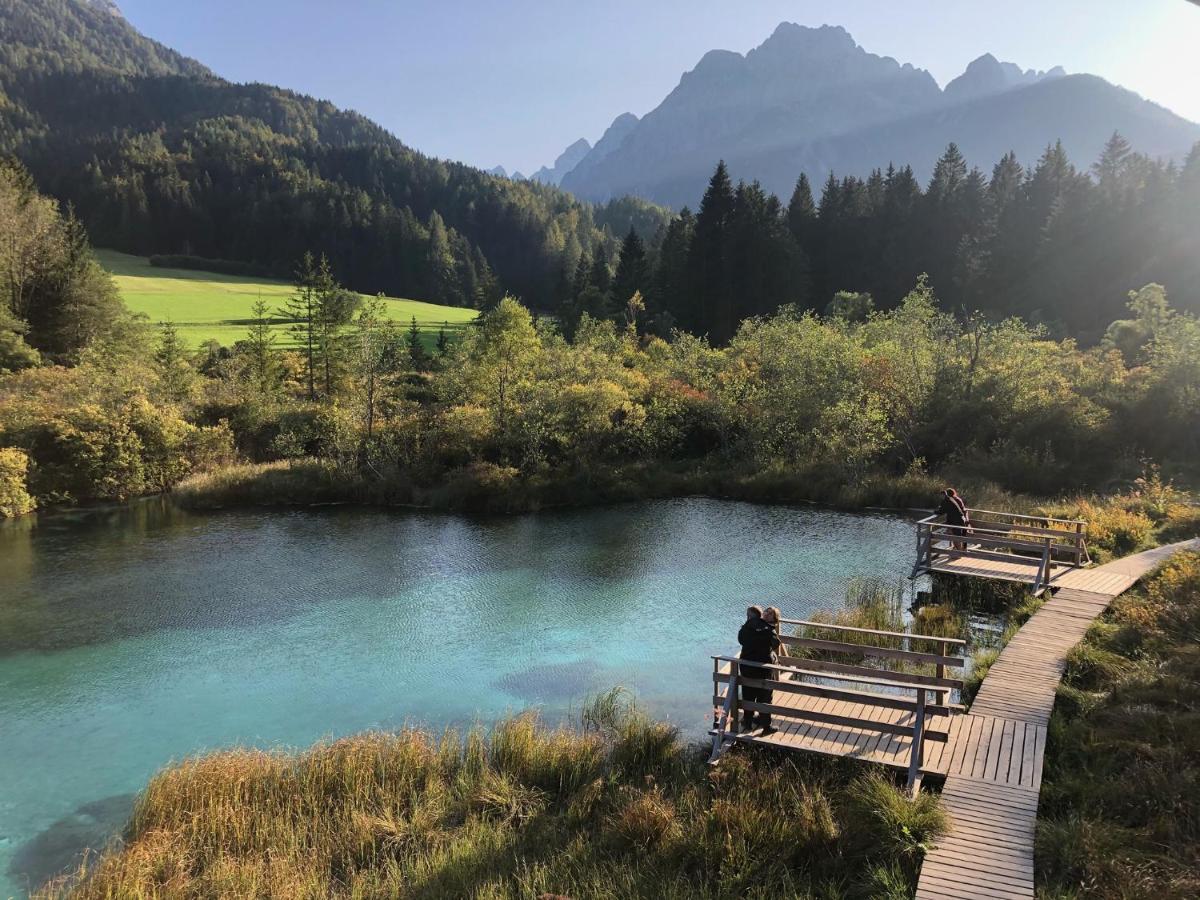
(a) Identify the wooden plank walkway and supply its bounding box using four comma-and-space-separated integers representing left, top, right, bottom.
914, 538, 1198, 900
716, 681, 1045, 790
918, 550, 1134, 594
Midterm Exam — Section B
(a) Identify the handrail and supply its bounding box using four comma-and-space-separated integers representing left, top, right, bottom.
780, 618, 968, 647
716, 670, 963, 717
710, 654, 949, 791
918, 517, 1084, 543
779, 634, 965, 668
965, 507, 1086, 526
711, 655, 935, 691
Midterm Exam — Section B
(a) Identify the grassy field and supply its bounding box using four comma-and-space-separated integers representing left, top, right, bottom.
97, 250, 480, 350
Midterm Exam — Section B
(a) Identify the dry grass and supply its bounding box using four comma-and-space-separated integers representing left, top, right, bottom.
37, 690, 946, 900
1036, 552, 1200, 899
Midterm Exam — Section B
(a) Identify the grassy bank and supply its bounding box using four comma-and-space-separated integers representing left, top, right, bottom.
171, 456, 1027, 517
98, 250, 478, 350
38, 692, 945, 899
1035, 551, 1200, 898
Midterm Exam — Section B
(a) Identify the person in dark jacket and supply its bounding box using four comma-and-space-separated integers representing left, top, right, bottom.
938, 487, 971, 550
738, 605, 781, 733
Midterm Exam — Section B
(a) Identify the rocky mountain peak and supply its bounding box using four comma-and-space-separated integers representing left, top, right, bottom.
944, 53, 1066, 102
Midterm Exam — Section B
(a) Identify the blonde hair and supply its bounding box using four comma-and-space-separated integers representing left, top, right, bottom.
764, 606, 782, 626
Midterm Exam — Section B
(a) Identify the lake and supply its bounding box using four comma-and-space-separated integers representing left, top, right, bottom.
0, 498, 915, 896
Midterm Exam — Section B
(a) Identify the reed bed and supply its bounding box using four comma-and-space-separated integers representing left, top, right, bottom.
37, 690, 945, 899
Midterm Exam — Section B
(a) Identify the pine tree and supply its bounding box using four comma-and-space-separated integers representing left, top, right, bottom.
155, 320, 193, 402
284, 252, 321, 401
1093, 131, 1133, 203
407, 315, 430, 371
687, 161, 736, 339
312, 254, 344, 399
244, 296, 278, 393
652, 208, 694, 334
786, 173, 816, 245
436, 322, 450, 357
610, 227, 649, 316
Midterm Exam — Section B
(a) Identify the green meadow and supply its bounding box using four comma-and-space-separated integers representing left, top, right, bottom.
97, 250, 480, 350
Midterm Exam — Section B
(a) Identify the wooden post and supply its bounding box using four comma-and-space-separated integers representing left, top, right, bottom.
907, 688, 927, 794
729, 666, 740, 734
1038, 537, 1052, 594
935, 640, 947, 708
711, 658, 720, 733
709, 661, 737, 765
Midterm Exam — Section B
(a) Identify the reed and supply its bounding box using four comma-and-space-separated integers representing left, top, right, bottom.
38, 691, 945, 899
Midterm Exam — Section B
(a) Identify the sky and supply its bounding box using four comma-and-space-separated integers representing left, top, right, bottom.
115, 0, 1200, 174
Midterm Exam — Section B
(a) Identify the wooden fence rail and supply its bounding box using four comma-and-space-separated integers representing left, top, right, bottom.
912, 509, 1089, 594
708, 620, 966, 792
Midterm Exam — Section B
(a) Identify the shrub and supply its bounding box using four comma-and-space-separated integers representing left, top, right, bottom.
1071, 499, 1154, 557
0, 446, 35, 516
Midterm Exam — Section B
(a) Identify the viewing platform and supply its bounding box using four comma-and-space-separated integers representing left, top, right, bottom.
709, 620, 969, 792
911, 508, 1090, 595
706, 504, 1197, 898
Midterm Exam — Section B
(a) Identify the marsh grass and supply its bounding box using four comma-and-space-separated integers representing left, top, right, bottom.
38, 689, 946, 899
1036, 551, 1200, 899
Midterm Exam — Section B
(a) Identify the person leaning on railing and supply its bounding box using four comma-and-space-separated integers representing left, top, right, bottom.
738, 605, 782, 735
938, 487, 972, 550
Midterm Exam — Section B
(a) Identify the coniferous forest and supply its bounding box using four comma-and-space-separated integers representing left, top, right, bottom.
595, 137, 1200, 344
0, 0, 669, 309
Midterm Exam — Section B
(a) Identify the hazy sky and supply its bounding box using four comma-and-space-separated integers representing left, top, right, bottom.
117, 0, 1200, 173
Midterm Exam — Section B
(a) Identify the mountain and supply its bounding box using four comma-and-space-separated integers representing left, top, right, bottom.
530, 137, 591, 185
561, 23, 1200, 207
551, 112, 639, 188
0, 0, 670, 308
943, 53, 1064, 102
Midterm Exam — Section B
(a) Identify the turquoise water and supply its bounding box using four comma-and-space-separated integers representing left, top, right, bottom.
0, 498, 914, 897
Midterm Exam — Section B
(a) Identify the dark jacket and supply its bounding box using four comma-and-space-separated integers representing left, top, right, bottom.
938, 494, 969, 527
738, 617, 780, 663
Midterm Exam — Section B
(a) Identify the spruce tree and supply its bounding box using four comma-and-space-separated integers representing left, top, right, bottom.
155, 320, 193, 402
245, 296, 278, 393
611, 227, 649, 315
786, 173, 816, 245
652, 208, 694, 334
407, 315, 430, 371
687, 161, 735, 339
284, 252, 321, 401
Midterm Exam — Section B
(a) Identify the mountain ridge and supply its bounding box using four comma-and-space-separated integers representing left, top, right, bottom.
557, 23, 1199, 207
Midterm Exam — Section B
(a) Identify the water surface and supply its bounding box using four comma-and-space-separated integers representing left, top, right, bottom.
0, 498, 913, 896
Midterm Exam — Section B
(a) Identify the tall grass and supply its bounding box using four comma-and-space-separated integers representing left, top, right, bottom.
1036, 552, 1200, 898
38, 690, 946, 899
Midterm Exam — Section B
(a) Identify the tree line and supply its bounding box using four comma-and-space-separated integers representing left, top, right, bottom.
569, 135, 1200, 343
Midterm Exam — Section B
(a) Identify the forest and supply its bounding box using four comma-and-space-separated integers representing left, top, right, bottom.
0, 0, 670, 309
574, 135, 1200, 344
2, 147, 1199, 519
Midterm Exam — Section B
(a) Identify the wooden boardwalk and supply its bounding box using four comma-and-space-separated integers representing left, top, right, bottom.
914, 538, 1199, 900
721, 690, 1045, 790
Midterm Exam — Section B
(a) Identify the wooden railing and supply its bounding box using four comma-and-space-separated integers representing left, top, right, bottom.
913, 508, 1089, 594
710, 621, 966, 791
